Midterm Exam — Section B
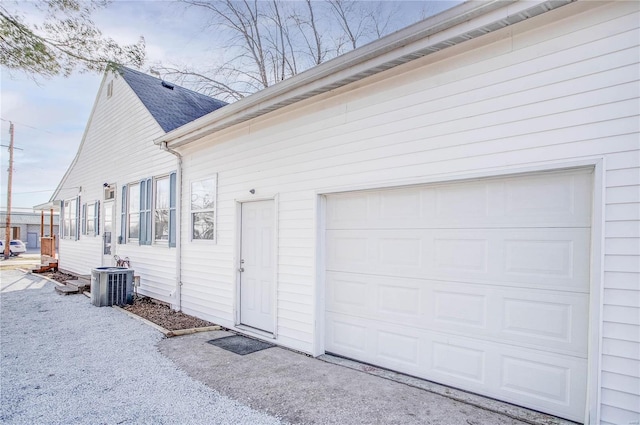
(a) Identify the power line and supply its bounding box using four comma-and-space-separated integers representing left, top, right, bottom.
0, 189, 56, 195
0, 186, 79, 195
0, 117, 58, 135
0, 144, 23, 151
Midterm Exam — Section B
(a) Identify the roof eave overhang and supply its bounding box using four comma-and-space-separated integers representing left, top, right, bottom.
156, 0, 575, 149
33, 201, 60, 212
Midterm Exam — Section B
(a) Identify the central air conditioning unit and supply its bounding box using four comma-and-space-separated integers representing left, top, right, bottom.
91, 267, 134, 307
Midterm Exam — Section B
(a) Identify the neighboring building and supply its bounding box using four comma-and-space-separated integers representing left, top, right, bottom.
0, 209, 59, 249
51, 1, 639, 424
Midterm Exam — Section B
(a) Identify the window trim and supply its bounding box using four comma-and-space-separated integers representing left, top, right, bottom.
140, 178, 152, 245
121, 172, 176, 247
62, 197, 79, 240
119, 184, 127, 244
94, 201, 100, 236
127, 183, 141, 242
81, 203, 87, 236
190, 175, 217, 243
153, 175, 171, 244
85, 201, 96, 236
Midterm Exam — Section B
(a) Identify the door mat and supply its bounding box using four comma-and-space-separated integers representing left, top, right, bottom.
207, 335, 275, 355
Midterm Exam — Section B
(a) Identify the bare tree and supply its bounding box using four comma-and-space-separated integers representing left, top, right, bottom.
0, 0, 145, 79
327, 0, 358, 51
155, 0, 437, 102
301, 0, 323, 66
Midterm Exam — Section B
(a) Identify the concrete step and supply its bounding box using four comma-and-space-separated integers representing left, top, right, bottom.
64, 280, 90, 293
54, 285, 79, 295
76, 277, 91, 286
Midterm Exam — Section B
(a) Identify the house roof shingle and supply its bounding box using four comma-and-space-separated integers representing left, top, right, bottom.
120, 67, 227, 133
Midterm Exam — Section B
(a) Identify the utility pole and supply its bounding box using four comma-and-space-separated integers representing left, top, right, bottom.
4, 122, 14, 259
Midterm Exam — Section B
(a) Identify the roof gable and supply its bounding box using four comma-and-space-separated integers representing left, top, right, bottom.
120, 67, 227, 133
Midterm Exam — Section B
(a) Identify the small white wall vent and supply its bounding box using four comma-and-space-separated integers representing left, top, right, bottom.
107, 80, 114, 98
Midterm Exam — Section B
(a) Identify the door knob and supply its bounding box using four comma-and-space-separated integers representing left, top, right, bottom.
238, 267, 244, 272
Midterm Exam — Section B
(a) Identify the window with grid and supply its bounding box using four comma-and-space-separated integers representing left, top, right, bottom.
154, 176, 170, 241
128, 183, 140, 240
191, 177, 216, 241
63, 198, 77, 239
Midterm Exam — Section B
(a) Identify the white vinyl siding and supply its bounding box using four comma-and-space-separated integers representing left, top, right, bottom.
176, 2, 638, 423
55, 73, 177, 303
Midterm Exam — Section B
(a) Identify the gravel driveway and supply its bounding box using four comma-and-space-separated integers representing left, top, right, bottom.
0, 270, 282, 425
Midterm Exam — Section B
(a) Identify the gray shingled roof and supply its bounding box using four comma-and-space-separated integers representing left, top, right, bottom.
120, 67, 227, 133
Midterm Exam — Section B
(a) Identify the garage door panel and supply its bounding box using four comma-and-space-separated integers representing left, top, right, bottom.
325, 169, 591, 422
432, 340, 486, 383
330, 320, 368, 352
327, 228, 590, 291
326, 169, 592, 230
326, 271, 588, 355
433, 289, 486, 328
325, 313, 588, 421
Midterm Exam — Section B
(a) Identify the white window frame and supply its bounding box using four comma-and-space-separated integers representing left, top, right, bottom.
86, 202, 96, 236
121, 175, 175, 246
128, 183, 140, 241
190, 175, 217, 242
63, 198, 77, 240
153, 175, 171, 243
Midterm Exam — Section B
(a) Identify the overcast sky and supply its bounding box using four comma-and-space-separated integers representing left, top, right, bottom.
0, 1, 457, 210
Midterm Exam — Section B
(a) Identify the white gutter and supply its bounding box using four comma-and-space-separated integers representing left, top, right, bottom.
155, 0, 574, 149
160, 141, 183, 311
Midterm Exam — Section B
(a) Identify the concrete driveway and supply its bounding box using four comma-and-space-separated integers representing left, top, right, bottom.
1, 270, 572, 425
160, 331, 570, 425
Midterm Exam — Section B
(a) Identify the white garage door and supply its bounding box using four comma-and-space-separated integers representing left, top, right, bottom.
325, 169, 592, 422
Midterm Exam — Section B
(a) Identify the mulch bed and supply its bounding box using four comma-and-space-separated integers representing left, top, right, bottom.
42, 270, 213, 331
123, 297, 215, 331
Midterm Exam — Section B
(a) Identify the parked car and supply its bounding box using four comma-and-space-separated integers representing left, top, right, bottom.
0, 240, 27, 256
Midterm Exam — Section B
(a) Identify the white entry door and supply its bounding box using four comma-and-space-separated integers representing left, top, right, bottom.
325, 169, 592, 422
239, 200, 275, 333
102, 200, 115, 266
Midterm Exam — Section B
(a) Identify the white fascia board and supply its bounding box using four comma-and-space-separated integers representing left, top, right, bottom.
33, 202, 60, 212
156, 0, 574, 149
